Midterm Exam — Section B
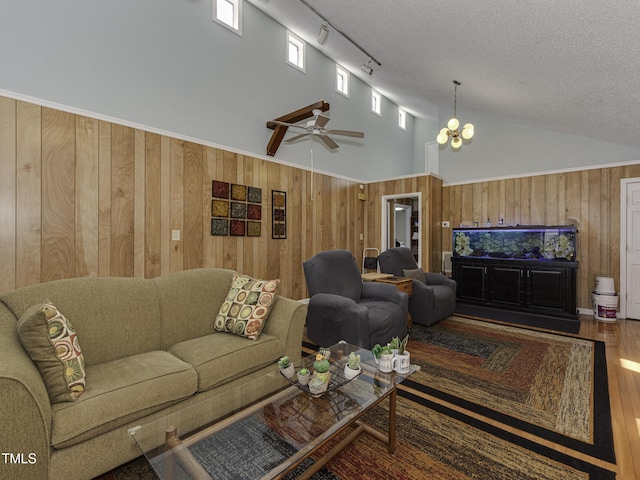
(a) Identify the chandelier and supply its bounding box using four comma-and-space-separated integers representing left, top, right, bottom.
437, 80, 474, 149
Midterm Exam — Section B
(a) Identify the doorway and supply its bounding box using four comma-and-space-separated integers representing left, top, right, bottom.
621, 178, 640, 319
381, 192, 422, 266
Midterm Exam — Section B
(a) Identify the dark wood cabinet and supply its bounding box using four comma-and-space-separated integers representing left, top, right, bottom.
452, 257, 578, 319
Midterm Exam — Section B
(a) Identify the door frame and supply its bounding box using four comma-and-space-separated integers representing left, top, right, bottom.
381, 192, 422, 267
619, 177, 640, 319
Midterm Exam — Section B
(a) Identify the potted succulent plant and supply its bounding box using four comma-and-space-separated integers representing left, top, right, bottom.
392, 334, 411, 374
308, 376, 328, 395
313, 352, 331, 384
372, 344, 394, 373
277, 356, 295, 378
297, 367, 310, 385
344, 352, 361, 379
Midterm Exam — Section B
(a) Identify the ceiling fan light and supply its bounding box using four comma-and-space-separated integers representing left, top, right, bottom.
447, 117, 459, 130
451, 137, 462, 149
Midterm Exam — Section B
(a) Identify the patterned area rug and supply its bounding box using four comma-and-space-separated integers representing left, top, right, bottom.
405, 316, 615, 463
101, 393, 615, 480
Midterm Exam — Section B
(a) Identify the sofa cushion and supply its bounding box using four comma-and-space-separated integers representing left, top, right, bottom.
17, 302, 86, 403
50, 350, 197, 448
214, 274, 280, 340
168, 332, 281, 392
403, 267, 426, 283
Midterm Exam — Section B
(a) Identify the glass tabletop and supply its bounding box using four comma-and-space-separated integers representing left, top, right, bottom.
128, 342, 418, 480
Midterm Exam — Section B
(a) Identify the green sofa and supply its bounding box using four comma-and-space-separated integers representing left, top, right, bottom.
0, 268, 307, 480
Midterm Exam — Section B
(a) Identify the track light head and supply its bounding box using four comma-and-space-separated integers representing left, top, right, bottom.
318, 23, 329, 45
361, 59, 373, 76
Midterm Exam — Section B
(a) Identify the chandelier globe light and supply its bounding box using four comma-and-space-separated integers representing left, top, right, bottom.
437, 80, 474, 149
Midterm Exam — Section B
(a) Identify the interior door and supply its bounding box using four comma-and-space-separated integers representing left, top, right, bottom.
626, 181, 640, 319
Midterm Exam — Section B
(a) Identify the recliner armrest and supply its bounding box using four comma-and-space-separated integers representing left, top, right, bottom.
424, 272, 457, 292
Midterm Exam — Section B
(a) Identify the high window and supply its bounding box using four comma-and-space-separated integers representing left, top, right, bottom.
371, 89, 382, 116
213, 0, 242, 35
398, 108, 407, 130
336, 65, 349, 97
286, 31, 306, 72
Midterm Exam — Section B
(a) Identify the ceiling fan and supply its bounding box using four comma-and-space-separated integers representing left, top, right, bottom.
270, 109, 364, 150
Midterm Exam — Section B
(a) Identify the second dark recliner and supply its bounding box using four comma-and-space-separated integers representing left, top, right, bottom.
378, 247, 456, 326
303, 249, 408, 349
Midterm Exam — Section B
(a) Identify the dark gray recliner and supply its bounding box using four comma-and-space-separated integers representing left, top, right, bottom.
303, 249, 408, 349
378, 247, 456, 326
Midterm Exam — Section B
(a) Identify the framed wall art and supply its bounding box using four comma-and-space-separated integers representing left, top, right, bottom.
211, 180, 263, 237
272, 190, 286, 239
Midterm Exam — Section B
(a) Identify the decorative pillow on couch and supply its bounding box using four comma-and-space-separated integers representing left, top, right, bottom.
17, 302, 86, 403
214, 274, 280, 340
403, 267, 426, 283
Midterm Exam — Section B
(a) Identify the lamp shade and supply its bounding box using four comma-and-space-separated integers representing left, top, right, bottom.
436, 131, 449, 144
447, 117, 459, 130
451, 136, 462, 149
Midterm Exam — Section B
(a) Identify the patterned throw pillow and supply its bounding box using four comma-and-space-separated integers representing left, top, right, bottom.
214, 274, 280, 340
17, 302, 86, 403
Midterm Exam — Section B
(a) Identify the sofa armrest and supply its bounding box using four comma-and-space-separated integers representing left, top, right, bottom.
261, 295, 307, 363
0, 308, 52, 480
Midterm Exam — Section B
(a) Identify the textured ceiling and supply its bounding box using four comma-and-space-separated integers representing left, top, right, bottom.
248, 0, 640, 149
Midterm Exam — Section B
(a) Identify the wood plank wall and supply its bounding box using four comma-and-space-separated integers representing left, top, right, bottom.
3, 94, 637, 312
442, 166, 640, 310
0, 96, 365, 300
363, 175, 441, 273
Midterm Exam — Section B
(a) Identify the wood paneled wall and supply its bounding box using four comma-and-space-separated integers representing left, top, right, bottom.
3, 94, 637, 312
442, 166, 640, 310
0, 96, 364, 300
363, 175, 441, 273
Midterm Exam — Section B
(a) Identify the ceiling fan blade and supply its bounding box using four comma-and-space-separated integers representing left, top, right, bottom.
319, 134, 339, 149
284, 133, 312, 143
314, 114, 330, 129
326, 129, 364, 138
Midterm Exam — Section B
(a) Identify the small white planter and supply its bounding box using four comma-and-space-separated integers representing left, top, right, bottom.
279, 364, 295, 379
344, 365, 361, 379
297, 371, 310, 385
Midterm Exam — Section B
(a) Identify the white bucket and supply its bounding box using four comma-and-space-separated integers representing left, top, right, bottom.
594, 277, 616, 295
592, 292, 618, 322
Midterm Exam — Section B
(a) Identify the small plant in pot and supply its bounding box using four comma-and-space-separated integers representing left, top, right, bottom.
278, 356, 295, 378
297, 367, 310, 385
372, 344, 394, 373
313, 352, 331, 384
344, 352, 361, 379
392, 334, 411, 374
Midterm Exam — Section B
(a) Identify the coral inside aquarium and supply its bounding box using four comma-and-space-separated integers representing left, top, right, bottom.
452, 226, 577, 261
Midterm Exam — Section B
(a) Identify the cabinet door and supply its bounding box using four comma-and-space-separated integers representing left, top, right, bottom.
491, 266, 524, 306
527, 267, 565, 311
456, 263, 488, 302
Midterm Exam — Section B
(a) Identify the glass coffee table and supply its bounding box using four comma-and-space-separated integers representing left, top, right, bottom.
128, 342, 418, 480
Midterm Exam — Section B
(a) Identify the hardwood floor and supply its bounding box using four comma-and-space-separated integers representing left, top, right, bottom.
579, 315, 640, 479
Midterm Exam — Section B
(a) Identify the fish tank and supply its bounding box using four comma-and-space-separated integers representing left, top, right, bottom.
452, 225, 577, 262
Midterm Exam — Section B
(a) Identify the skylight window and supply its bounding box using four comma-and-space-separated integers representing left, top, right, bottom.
336, 65, 349, 97
398, 108, 407, 130
371, 89, 381, 116
286, 31, 305, 72
213, 0, 242, 35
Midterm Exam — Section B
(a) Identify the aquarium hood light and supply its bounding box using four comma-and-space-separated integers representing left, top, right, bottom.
437, 80, 474, 149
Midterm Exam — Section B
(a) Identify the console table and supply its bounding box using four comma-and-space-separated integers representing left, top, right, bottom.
452, 257, 578, 319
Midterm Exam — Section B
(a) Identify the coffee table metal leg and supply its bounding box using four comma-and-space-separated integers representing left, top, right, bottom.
388, 388, 397, 454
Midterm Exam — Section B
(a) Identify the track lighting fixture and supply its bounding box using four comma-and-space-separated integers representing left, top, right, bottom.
317, 23, 329, 45
361, 59, 373, 76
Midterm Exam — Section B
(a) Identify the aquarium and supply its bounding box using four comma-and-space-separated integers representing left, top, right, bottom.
452, 225, 577, 262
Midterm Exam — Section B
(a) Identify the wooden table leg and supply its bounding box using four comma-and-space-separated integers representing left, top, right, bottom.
388, 389, 397, 454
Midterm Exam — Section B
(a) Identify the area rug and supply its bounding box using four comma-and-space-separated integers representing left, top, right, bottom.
100, 393, 615, 480
405, 316, 615, 463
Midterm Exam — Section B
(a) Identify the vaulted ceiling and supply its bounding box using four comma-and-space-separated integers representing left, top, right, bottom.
249, 0, 640, 149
